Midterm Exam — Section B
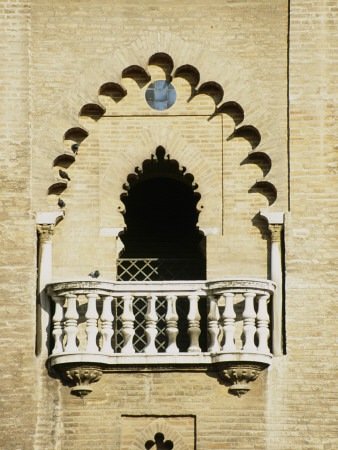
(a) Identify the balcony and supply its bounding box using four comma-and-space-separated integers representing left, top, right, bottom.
47, 278, 275, 397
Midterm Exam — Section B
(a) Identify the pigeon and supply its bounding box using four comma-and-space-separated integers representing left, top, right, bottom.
89, 270, 100, 278
71, 143, 79, 155
58, 198, 66, 208
59, 169, 71, 181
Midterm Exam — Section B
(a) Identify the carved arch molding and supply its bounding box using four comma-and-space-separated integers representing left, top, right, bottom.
48, 52, 277, 231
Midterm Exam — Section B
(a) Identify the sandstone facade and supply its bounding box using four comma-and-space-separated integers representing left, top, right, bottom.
0, 1, 337, 449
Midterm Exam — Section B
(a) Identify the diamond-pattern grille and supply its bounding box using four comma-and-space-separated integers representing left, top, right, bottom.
114, 296, 207, 353
115, 296, 168, 353
117, 258, 205, 281
132, 297, 148, 352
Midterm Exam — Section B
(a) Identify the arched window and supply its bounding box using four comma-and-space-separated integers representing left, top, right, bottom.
118, 146, 206, 281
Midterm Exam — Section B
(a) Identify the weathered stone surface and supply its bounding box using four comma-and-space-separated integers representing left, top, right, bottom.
0, 1, 337, 449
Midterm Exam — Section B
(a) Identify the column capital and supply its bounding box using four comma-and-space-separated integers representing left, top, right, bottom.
36, 211, 64, 242
37, 224, 54, 242
268, 224, 282, 242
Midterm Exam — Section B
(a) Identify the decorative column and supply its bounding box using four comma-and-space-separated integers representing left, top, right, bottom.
208, 295, 220, 352
269, 223, 283, 356
144, 295, 158, 354
256, 293, 270, 354
85, 293, 99, 353
165, 295, 179, 354
51, 295, 65, 354
100, 295, 115, 355
242, 291, 257, 352
221, 292, 236, 352
260, 210, 284, 356
36, 211, 64, 357
121, 295, 135, 354
37, 224, 54, 356
64, 294, 79, 353
187, 294, 201, 352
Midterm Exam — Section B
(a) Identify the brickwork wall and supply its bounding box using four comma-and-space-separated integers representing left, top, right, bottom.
0, 0, 337, 449
264, 1, 338, 448
57, 370, 270, 450
0, 1, 38, 448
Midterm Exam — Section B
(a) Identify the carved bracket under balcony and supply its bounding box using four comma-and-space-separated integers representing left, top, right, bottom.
217, 362, 268, 397
55, 364, 102, 397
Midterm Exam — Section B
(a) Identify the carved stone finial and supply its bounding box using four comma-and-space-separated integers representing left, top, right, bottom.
268, 224, 282, 243
219, 362, 267, 397
37, 224, 55, 242
57, 365, 103, 397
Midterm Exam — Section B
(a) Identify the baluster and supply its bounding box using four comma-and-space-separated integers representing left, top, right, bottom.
85, 293, 99, 352
208, 295, 220, 352
165, 295, 179, 354
187, 294, 201, 352
64, 293, 79, 353
256, 293, 270, 353
121, 295, 135, 354
51, 295, 64, 354
144, 295, 158, 354
100, 295, 115, 355
222, 292, 236, 352
243, 291, 257, 352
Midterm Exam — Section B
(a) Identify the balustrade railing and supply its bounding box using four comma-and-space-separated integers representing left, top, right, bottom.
47, 278, 275, 365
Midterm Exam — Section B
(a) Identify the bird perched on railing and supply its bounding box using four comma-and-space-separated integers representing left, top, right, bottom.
58, 198, 66, 209
89, 270, 100, 278
59, 169, 71, 181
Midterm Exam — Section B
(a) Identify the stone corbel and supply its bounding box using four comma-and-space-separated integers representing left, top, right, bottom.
218, 362, 268, 397
55, 365, 103, 398
260, 210, 284, 356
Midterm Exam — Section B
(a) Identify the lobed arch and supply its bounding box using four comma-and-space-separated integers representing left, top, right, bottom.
36, 31, 288, 218
98, 128, 222, 233
44, 31, 280, 148
47, 49, 283, 238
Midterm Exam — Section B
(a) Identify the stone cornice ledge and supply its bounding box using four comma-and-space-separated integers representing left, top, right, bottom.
48, 351, 272, 367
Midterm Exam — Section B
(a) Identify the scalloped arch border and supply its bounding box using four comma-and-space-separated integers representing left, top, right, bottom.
61, 31, 278, 138
49, 37, 282, 219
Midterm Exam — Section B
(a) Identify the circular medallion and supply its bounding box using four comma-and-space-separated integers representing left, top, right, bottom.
145, 80, 176, 111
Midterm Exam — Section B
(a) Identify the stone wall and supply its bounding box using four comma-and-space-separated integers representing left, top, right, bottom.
267, 1, 338, 447
0, 0, 37, 448
0, 0, 337, 449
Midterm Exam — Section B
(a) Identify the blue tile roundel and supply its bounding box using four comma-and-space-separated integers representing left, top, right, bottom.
145, 80, 177, 111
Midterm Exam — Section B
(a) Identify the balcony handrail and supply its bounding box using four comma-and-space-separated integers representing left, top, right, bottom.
47, 277, 275, 297
47, 279, 207, 297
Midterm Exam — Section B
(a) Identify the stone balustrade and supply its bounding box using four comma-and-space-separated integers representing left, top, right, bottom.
46, 278, 276, 396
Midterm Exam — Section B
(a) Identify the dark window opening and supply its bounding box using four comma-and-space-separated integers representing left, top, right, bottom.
118, 148, 206, 281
